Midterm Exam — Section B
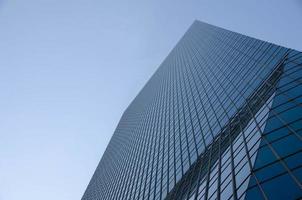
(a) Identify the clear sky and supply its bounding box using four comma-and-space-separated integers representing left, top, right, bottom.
0, 0, 301, 200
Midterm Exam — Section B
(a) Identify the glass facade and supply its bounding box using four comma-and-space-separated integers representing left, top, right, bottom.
82, 21, 302, 200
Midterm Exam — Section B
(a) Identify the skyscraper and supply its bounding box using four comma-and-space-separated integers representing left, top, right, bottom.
82, 21, 302, 200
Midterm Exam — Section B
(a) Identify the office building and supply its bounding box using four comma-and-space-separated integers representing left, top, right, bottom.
82, 21, 302, 200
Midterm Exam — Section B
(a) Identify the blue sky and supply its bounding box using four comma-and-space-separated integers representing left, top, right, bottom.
0, 0, 301, 200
